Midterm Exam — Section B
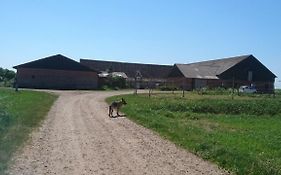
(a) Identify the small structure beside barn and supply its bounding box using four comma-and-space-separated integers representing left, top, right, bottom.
167, 55, 276, 93
80, 59, 173, 88
13, 54, 98, 89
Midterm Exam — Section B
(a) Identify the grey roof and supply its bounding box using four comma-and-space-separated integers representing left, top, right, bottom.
175, 55, 251, 79
80, 59, 173, 79
14, 54, 95, 72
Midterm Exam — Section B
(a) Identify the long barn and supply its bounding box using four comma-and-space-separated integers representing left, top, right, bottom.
13, 54, 276, 92
80, 59, 173, 88
167, 55, 276, 93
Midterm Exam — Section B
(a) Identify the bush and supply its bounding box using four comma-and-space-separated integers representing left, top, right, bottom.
275, 89, 281, 95
159, 85, 178, 91
111, 77, 127, 89
196, 87, 234, 95
101, 76, 127, 90
0, 68, 16, 87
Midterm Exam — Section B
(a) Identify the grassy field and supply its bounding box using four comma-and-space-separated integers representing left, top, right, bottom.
107, 91, 281, 175
0, 88, 57, 174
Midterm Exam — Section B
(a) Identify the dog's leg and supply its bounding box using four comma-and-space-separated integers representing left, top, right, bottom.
109, 106, 112, 117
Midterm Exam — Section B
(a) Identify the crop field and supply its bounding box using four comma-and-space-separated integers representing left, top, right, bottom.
107, 91, 281, 175
0, 88, 57, 174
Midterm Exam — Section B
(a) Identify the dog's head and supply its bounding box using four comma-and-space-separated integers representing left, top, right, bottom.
121, 98, 127, 105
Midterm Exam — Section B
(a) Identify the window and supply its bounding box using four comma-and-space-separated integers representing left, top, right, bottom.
248, 71, 253, 81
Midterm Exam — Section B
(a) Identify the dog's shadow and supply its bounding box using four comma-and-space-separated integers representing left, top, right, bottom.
110, 114, 126, 118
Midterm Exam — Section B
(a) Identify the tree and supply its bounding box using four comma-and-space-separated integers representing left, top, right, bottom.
109, 76, 126, 89
0, 67, 16, 87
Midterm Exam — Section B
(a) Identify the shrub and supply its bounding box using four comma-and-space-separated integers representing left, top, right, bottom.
158, 85, 178, 91
196, 87, 235, 95
101, 76, 127, 90
0, 68, 16, 87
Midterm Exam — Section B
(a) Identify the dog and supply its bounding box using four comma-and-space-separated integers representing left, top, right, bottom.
109, 98, 127, 117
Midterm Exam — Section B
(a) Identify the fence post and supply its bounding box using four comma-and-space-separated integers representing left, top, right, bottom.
182, 79, 185, 97
232, 75, 235, 100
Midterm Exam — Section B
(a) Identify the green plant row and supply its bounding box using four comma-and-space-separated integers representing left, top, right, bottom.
150, 98, 281, 116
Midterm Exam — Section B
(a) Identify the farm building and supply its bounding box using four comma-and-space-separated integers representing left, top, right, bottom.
13, 54, 98, 89
168, 55, 277, 93
80, 59, 173, 88
13, 54, 276, 92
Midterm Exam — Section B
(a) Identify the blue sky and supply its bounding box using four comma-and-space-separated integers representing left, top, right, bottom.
1, 0, 281, 88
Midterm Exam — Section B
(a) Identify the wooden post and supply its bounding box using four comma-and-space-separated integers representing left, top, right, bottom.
134, 77, 137, 95
182, 79, 185, 98
14, 76, 18, 92
232, 75, 235, 100
273, 85, 276, 98
172, 80, 175, 95
148, 78, 152, 98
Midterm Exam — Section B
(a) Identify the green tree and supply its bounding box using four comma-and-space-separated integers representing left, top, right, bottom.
0, 68, 16, 87
111, 76, 126, 89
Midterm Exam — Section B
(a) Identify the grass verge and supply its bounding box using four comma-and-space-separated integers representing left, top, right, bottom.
0, 88, 57, 174
107, 92, 281, 175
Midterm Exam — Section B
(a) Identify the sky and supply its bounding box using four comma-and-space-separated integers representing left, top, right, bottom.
1, 0, 281, 88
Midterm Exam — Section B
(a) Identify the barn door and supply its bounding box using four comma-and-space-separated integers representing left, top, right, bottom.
194, 79, 207, 89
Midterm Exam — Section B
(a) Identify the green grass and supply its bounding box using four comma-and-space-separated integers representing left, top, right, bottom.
0, 88, 57, 174
107, 92, 281, 175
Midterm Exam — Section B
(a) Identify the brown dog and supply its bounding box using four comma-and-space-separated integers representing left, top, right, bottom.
109, 98, 127, 117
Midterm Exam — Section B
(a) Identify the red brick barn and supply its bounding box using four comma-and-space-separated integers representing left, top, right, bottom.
13, 54, 98, 89
168, 55, 276, 93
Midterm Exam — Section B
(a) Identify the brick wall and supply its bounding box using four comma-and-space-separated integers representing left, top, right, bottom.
167, 77, 192, 90
16, 68, 98, 89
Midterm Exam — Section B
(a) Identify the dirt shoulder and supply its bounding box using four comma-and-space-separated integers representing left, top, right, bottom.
8, 90, 227, 175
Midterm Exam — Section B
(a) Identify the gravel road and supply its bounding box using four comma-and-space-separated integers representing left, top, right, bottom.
8, 90, 227, 175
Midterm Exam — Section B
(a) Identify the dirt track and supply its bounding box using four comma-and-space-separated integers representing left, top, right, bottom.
8, 90, 227, 175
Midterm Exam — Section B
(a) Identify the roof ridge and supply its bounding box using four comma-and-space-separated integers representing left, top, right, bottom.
80, 58, 173, 67
176, 54, 252, 65
13, 54, 95, 72
174, 54, 254, 79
